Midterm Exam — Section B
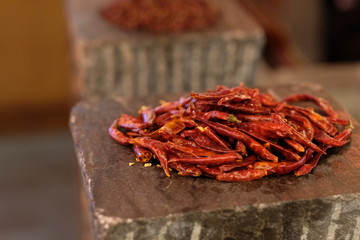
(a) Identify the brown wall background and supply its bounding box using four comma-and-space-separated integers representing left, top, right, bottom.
0, 0, 70, 110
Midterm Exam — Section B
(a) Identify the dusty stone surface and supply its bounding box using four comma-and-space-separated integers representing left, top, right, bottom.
65, 0, 264, 98
70, 83, 360, 240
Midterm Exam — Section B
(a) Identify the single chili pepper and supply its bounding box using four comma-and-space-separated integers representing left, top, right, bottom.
117, 114, 147, 132
108, 119, 131, 145
253, 148, 314, 175
326, 116, 350, 126
204, 111, 241, 124
203, 120, 278, 162
216, 169, 267, 181
217, 91, 251, 105
131, 137, 171, 177
218, 102, 271, 114
169, 152, 242, 166
294, 128, 352, 176
139, 106, 156, 125
166, 141, 217, 157
148, 118, 186, 139
219, 155, 257, 172
168, 162, 202, 177
236, 114, 273, 122
179, 117, 198, 128
132, 144, 153, 162
240, 122, 291, 139
196, 165, 222, 177
284, 139, 305, 152
154, 97, 191, 114
257, 93, 279, 107
235, 140, 247, 155
284, 94, 338, 117
154, 112, 173, 126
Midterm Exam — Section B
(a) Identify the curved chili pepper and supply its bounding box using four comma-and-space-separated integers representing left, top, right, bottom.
240, 122, 291, 139
108, 119, 131, 145
216, 169, 267, 181
130, 137, 171, 177
169, 153, 242, 166
257, 93, 279, 107
168, 162, 202, 177
117, 114, 147, 132
326, 116, 350, 126
202, 120, 278, 162
166, 141, 217, 157
132, 144, 153, 162
139, 106, 156, 125
284, 139, 305, 152
217, 92, 251, 105
154, 97, 191, 114
196, 165, 222, 177
253, 148, 314, 175
284, 94, 338, 117
219, 155, 257, 172
204, 111, 241, 123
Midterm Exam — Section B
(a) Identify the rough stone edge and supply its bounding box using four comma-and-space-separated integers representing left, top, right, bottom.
88, 193, 360, 240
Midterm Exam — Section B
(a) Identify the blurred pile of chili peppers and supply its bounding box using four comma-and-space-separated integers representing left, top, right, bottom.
101, 0, 219, 33
109, 84, 352, 181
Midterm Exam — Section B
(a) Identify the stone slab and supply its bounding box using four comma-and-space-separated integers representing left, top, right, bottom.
65, 0, 264, 98
70, 83, 360, 240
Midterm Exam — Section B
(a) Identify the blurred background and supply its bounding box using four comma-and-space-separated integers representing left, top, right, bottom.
0, 0, 359, 239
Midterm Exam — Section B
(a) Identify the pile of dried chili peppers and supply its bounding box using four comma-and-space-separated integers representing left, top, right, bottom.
101, 0, 219, 33
109, 84, 352, 181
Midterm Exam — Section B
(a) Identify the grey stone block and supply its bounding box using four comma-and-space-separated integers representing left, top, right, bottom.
70, 83, 360, 239
66, 0, 264, 98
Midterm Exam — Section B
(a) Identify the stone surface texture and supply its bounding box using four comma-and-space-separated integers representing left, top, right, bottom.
70, 83, 360, 240
66, 0, 264, 98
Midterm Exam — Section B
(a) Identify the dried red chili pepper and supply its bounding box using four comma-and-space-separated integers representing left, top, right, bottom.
294, 128, 352, 176
284, 94, 338, 117
219, 155, 257, 172
109, 119, 131, 145
216, 169, 268, 181
169, 153, 242, 166
202, 120, 278, 162
130, 137, 171, 177
168, 162, 202, 177
132, 144, 153, 163
109, 84, 352, 181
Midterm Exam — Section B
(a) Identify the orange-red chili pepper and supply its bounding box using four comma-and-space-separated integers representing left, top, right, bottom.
109, 84, 352, 181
